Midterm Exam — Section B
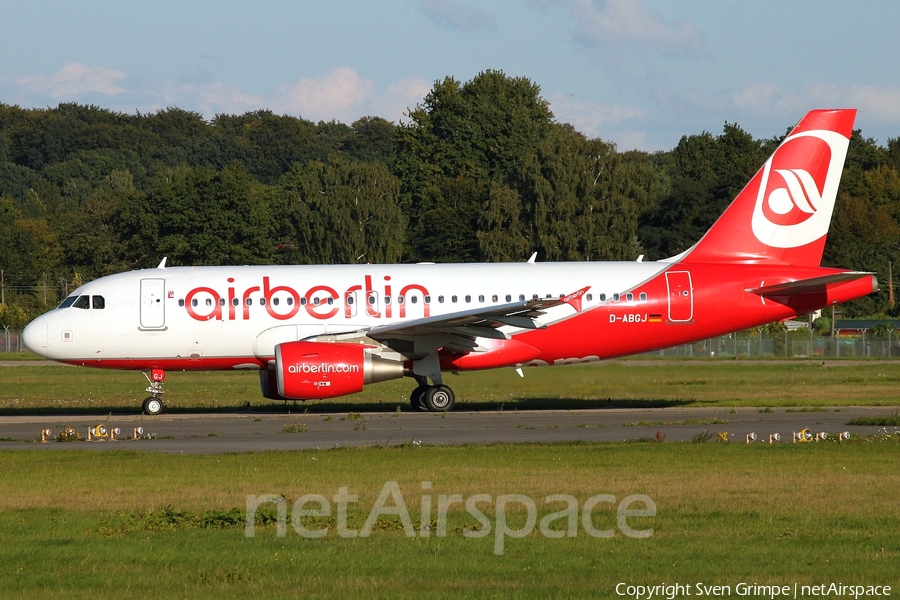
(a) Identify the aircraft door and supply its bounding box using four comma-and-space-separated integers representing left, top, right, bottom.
140, 278, 166, 329
665, 271, 693, 323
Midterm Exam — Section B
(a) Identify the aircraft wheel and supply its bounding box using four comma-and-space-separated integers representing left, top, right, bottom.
410, 386, 429, 411
424, 385, 455, 412
142, 396, 164, 416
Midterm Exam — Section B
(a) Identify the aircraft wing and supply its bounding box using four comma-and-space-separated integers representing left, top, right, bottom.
363, 286, 590, 357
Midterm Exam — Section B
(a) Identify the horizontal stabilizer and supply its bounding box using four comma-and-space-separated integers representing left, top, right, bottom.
744, 272, 873, 296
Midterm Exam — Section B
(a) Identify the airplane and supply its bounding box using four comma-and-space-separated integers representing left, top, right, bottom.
22, 109, 877, 415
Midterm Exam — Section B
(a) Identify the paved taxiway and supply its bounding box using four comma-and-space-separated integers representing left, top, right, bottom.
0, 406, 894, 454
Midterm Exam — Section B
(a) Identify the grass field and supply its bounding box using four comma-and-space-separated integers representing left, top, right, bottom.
1, 440, 898, 598
2, 360, 899, 597
3, 359, 900, 414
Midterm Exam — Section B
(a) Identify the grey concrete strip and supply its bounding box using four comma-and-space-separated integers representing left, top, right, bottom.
0, 406, 894, 454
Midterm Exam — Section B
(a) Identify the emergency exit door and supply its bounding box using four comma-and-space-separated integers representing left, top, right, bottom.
140, 278, 166, 329
666, 271, 693, 323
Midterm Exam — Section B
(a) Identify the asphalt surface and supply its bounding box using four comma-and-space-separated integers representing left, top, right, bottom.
0, 405, 894, 454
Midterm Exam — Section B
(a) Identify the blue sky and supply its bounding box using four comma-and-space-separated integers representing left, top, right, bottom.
1, 0, 898, 151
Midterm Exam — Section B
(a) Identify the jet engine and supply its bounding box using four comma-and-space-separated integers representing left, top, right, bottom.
273, 341, 404, 399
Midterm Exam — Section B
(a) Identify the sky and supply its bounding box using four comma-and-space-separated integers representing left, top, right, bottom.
1, 0, 899, 152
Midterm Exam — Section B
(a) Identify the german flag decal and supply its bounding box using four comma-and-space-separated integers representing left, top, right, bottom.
648, 314, 663, 323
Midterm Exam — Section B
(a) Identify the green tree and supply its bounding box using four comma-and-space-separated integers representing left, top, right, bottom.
638, 122, 766, 259
275, 156, 404, 264
119, 165, 274, 266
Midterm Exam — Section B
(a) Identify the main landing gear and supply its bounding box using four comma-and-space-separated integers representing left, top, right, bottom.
141, 369, 166, 416
409, 377, 456, 412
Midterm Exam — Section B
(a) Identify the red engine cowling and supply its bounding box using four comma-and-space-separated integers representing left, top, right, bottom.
275, 341, 404, 399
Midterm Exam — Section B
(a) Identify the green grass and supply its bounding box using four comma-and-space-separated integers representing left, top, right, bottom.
0, 440, 898, 598
0, 351, 41, 361
2, 359, 899, 595
846, 410, 900, 427
3, 360, 900, 414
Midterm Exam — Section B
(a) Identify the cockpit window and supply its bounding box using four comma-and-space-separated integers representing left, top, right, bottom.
58, 296, 78, 309
72, 295, 90, 309
92, 295, 105, 309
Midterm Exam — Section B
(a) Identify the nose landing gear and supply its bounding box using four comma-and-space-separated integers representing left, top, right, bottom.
142, 369, 166, 415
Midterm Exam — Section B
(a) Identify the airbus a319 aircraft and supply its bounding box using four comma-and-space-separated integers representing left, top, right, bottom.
23, 109, 877, 415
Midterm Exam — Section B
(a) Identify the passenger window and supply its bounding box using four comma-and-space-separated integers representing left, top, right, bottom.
313, 297, 320, 306
327, 297, 334, 305
273, 298, 280, 306
232, 298, 239, 306
452, 295, 458, 303
179, 299, 185, 307
246, 298, 252, 306
626, 293, 634, 302
91, 296, 105, 309
478, 295, 484, 302
599, 294, 606, 302
640, 292, 647, 301
492, 294, 498, 302
465, 295, 471, 303
73, 295, 90, 309
287, 297, 294, 306
586, 293, 593, 302
396, 296, 403, 305
438, 295, 444, 303
347, 296, 354, 305
411, 296, 418, 304
260, 298, 266, 306
519, 295, 525, 301
613, 293, 620, 302
505, 295, 511, 302
424, 295, 431, 304
218, 298, 225, 307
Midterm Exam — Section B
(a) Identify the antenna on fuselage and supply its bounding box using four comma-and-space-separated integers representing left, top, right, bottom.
156, 257, 168, 270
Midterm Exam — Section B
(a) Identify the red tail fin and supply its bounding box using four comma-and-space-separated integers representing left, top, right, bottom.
680, 109, 856, 266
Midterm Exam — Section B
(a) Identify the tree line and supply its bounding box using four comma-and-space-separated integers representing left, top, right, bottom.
2, 70, 900, 328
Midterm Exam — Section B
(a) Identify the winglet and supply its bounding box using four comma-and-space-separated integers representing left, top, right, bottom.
527, 252, 537, 264
562, 286, 591, 313
157, 257, 168, 270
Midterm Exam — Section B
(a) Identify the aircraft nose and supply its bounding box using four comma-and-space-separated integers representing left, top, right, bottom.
22, 316, 48, 357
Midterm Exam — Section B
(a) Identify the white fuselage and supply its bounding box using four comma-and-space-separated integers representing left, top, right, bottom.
24, 261, 670, 369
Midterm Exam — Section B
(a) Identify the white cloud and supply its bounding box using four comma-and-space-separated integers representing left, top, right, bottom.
273, 68, 430, 124
163, 80, 265, 117
374, 76, 433, 123
273, 67, 375, 123
16, 63, 126, 97
733, 82, 780, 110
733, 82, 900, 125
536, 0, 704, 56
548, 93, 643, 138
418, 0, 497, 32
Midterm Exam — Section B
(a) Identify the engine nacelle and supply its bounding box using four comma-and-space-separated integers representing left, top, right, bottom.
275, 341, 404, 399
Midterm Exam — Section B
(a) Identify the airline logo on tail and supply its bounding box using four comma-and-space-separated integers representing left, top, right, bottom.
751, 129, 850, 249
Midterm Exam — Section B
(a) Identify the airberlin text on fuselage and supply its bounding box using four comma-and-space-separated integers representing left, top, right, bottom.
183, 275, 430, 322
